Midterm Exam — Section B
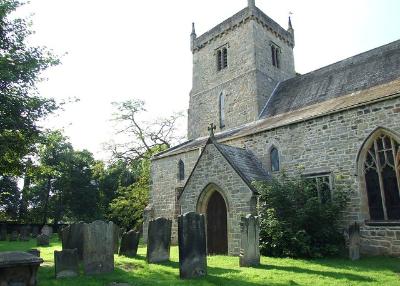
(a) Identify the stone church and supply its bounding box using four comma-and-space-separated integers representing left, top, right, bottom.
145, 0, 400, 256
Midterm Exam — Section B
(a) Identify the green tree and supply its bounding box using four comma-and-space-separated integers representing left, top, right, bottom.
0, 0, 60, 176
0, 175, 19, 220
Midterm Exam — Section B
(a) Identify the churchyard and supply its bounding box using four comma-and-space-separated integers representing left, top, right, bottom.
0, 230, 399, 285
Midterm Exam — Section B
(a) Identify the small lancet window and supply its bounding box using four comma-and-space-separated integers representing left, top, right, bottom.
216, 46, 228, 71
178, 160, 185, 181
219, 92, 225, 128
271, 44, 280, 68
270, 147, 280, 172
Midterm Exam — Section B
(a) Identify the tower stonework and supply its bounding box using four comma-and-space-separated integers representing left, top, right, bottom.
187, 2, 296, 139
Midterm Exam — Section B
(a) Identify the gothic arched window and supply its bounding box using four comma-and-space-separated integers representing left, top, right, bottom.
270, 147, 280, 172
219, 92, 225, 128
178, 160, 185, 181
363, 133, 400, 220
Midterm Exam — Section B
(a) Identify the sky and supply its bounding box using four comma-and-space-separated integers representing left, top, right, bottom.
18, 0, 400, 161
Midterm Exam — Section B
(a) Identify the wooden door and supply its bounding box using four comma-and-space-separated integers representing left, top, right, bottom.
206, 191, 228, 255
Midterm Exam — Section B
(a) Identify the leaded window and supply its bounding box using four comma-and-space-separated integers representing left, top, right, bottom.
364, 134, 400, 220
305, 174, 332, 204
178, 160, 185, 181
270, 147, 280, 172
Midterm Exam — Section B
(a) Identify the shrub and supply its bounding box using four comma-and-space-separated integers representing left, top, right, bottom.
256, 172, 349, 258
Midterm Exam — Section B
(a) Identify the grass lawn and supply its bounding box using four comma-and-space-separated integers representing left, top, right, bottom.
0, 237, 399, 286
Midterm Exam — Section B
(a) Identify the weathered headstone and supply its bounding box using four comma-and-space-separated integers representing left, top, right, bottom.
37, 234, 50, 246
113, 224, 121, 254
62, 223, 84, 259
54, 249, 79, 278
31, 226, 40, 238
119, 230, 140, 257
27, 249, 41, 257
0, 251, 43, 286
19, 225, 30, 241
82, 220, 114, 275
239, 214, 260, 267
146, 217, 172, 263
349, 222, 360, 261
9, 230, 18, 241
178, 212, 207, 279
0, 224, 7, 241
41, 225, 53, 237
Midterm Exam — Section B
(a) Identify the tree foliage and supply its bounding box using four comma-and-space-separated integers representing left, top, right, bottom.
256, 172, 350, 258
0, 0, 60, 175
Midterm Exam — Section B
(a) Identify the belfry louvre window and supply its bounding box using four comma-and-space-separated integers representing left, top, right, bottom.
271, 44, 280, 68
364, 134, 400, 220
216, 47, 228, 71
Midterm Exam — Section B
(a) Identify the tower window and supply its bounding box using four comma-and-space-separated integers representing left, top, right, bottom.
178, 159, 185, 181
271, 44, 281, 68
219, 92, 225, 128
270, 147, 280, 172
216, 46, 228, 71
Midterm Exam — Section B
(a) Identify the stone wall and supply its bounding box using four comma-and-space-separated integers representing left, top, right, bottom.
360, 225, 400, 256
180, 143, 256, 255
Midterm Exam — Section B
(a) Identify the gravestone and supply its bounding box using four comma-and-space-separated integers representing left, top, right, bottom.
239, 214, 260, 267
62, 223, 84, 260
20, 226, 30, 241
113, 224, 121, 254
178, 212, 207, 279
349, 222, 360, 261
37, 234, 50, 246
41, 225, 53, 237
119, 230, 140, 257
27, 249, 40, 257
0, 251, 43, 286
146, 217, 172, 263
82, 220, 114, 275
54, 249, 79, 278
9, 230, 18, 241
0, 224, 7, 241
31, 226, 40, 238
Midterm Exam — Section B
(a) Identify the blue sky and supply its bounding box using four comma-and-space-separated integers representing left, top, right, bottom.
20, 0, 400, 160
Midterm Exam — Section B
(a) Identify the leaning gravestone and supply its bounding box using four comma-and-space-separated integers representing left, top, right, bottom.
178, 212, 207, 279
20, 225, 31, 241
0, 224, 7, 241
62, 223, 84, 260
9, 230, 18, 241
239, 214, 260, 267
83, 220, 114, 275
119, 230, 140, 257
37, 234, 50, 246
54, 249, 79, 278
0, 251, 43, 286
146, 217, 172, 263
41, 225, 53, 237
349, 222, 360, 261
31, 226, 40, 238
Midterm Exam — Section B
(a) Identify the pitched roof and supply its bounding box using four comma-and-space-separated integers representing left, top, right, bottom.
179, 137, 270, 199
260, 39, 400, 118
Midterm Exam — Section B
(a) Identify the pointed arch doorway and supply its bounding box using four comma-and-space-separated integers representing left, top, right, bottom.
197, 184, 228, 255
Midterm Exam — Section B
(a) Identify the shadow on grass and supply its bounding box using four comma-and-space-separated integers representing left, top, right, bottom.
256, 263, 376, 282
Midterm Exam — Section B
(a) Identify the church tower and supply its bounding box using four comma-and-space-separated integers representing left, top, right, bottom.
187, 0, 296, 139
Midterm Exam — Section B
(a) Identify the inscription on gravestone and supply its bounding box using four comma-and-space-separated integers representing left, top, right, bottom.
239, 214, 260, 267
146, 217, 172, 263
349, 222, 360, 261
178, 212, 207, 279
119, 230, 140, 257
83, 221, 114, 275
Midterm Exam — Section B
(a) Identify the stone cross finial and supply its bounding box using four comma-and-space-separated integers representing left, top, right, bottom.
208, 123, 216, 137
248, 0, 255, 8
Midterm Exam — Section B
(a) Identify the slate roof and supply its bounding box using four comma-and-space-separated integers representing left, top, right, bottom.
260, 39, 400, 118
214, 142, 270, 185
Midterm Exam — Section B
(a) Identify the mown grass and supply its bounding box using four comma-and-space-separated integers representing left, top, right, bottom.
0, 237, 399, 285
